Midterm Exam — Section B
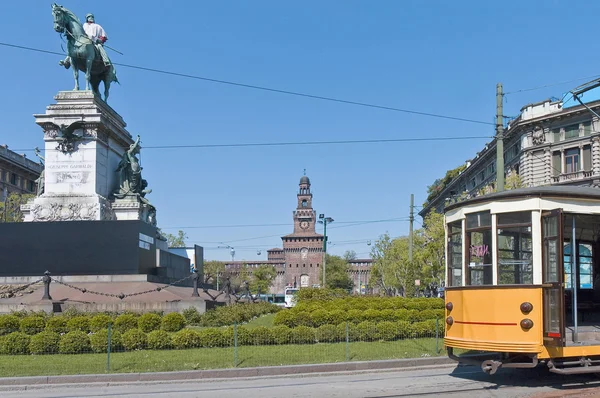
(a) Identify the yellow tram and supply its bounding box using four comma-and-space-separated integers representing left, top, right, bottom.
444, 186, 600, 375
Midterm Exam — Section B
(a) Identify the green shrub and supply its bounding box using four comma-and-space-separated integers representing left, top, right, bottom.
138, 313, 162, 333
89, 314, 113, 332
411, 320, 438, 336
316, 324, 338, 343
295, 287, 349, 302
376, 321, 399, 341
309, 309, 331, 327
29, 331, 60, 354
122, 329, 147, 351
396, 321, 413, 338
380, 309, 395, 321
66, 316, 90, 333
291, 326, 315, 344
0, 315, 20, 335
161, 312, 186, 332
273, 310, 295, 328
250, 326, 273, 345
392, 309, 410, 321
198, 328, 226, 347
61, 307, 85, 319
182, 307, 202, 325
293, 311, 312, 327
147, 330, 172, 350
356, 321, 379, 341
45, 316, 68, 334
19, 316, 46, 335
271, 325, 292, 345
89, 329, 123, 353
114, 314, 139, 333
172, 329, 201, 349
361, 309, 381, 322
346, 309, 362, 324
59, 331, 90, 354
2, 332, 31, 354
328, 310, 347, 325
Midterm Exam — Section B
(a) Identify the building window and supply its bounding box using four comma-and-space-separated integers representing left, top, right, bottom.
301, 200, 307, 207
10, 173, 16, 185
497, 211, 533, 285
28, 180, 35, 192
447, 221, 462, 287
479, 170, 485, 182
583, 121, 592, 136
565, 125, 579, 139
466, 211, 493, 285
565, 148, 580, 173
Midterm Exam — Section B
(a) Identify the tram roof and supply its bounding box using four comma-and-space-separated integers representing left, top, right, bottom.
444, 186, 600, 212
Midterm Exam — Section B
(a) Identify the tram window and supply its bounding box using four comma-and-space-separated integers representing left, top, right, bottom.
497, 212, 533, 285
448, 221, 462, 286
564, 243, 593, 289
466, 211, 493, 285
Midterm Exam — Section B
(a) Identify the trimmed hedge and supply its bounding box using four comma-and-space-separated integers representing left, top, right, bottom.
2, 332, 31, 354
67, 316, 90, 333
273, 298, 444, 328
161, 313, 186, 332
138, 313, 162, 333
20, 316, 46, 335
59, 331, 90, 354
90, 314, 113, 332
45, 316, 68, 334
90, 329, 123, 353
122, 329, 147, 351
30, 331, 60, 354
114, 314, 138, 333
147, 330, 172, 350
191, 302, 281, 327
0, 315, 20, 336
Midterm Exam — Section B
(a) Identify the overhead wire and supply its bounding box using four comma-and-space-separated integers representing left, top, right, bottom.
0, 41, 494, 126
505, 74, 600, 95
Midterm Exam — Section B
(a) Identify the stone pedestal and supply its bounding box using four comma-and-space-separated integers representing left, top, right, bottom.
22, 91, 152, 223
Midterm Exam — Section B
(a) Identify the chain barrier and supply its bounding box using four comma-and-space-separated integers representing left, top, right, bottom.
0, 278, 44, 299
49, 273, 196, 300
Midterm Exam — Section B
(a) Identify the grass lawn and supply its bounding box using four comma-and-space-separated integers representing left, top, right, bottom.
244, 313, 276, 329
0, 338, 444, 377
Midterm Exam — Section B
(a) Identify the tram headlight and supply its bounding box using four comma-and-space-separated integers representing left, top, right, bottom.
520, 318, 534, 330
445, 302, 453, 311
446, 316, 454, 326
520, 302, 533, 314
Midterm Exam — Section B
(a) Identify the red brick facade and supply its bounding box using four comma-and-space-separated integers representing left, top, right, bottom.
278, 175, 324, 288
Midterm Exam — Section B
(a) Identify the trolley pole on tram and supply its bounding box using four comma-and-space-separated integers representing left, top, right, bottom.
496, 83, 505, 192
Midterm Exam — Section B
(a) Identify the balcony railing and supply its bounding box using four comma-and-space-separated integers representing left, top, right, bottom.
551, 170, 594, 183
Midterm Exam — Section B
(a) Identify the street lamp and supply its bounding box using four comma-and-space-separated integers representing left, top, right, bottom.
318, 214, 334, 288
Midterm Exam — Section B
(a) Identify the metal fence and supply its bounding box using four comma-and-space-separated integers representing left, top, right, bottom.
0, 320, 444, 377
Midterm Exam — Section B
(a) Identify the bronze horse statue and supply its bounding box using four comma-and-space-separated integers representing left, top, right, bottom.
51, 4, 118, 101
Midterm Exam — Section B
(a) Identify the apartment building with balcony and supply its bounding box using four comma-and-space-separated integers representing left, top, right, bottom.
0, 145, 43, 198
420, 92, 600, 218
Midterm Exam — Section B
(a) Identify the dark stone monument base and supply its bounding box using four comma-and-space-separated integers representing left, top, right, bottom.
0, 220, 187, 282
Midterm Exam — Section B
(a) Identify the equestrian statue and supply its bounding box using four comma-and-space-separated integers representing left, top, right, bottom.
51, 4, 119, 101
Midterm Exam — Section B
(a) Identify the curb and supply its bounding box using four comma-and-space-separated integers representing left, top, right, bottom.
0, 357, 457, 387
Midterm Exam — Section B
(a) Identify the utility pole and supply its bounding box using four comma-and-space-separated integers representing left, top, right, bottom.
318, 214, 334, 288
496, 83, 505, 192
409, 194, 414, 262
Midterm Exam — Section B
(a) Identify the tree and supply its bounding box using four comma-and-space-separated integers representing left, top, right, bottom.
418, 210, 445, 287
203, 260, 225, 285
322, 254, 353, 290
250, 264, 277, 295
0, 193, 34, 223
164, 230, 187, 247
343, 250, 357, 261
371, 233, 421, 297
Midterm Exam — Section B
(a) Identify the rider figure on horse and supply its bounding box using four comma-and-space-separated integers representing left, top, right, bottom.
59, 13, 112, 69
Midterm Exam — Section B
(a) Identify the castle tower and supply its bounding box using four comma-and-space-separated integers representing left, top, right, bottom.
282, 173, 323, 288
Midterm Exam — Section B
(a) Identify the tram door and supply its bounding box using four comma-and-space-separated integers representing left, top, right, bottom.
542, 209, 565, 346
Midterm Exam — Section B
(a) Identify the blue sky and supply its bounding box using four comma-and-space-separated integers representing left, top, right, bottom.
1, 0, 599, 261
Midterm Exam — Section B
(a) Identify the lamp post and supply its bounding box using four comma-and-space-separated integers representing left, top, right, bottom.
318, 214, 334, 288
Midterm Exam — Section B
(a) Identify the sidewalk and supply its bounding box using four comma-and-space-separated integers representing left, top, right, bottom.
0, 357, 457, 388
